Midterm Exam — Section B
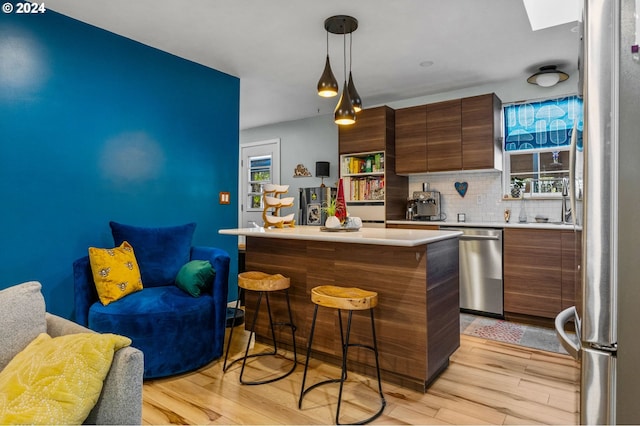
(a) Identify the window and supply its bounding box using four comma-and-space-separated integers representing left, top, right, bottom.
503, 95, 583, 198
247, 155, 272, 210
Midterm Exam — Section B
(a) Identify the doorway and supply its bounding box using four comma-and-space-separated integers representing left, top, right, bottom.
239, 139, 281, 230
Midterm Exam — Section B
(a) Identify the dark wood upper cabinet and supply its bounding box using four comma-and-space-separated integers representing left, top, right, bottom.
394, 93, 502, 174
338, 106, 394, 154
427, 99, 462, 172
395, 105, 427, 174
461, 93, 502, 170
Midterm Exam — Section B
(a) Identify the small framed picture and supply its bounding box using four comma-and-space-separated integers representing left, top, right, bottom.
307, 204, 321, 225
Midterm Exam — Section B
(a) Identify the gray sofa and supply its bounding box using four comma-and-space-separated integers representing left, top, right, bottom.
0, 281, 144, 425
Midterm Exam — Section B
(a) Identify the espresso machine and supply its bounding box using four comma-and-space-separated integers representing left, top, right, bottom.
410, 190, 442, 221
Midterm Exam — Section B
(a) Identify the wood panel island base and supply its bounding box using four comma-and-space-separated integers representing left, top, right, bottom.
218, 226, 461, 392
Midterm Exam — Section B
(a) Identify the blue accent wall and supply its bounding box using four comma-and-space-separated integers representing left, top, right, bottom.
0, 8, 239, 318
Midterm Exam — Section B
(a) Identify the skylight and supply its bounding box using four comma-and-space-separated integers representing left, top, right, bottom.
522, 0, 581, 31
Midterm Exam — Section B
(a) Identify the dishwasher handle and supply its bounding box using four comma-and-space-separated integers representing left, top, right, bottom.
458, 235, 500, 241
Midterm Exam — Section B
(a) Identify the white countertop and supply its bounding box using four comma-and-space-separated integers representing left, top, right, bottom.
386, 220, 580, 231
219, 225, 462, 247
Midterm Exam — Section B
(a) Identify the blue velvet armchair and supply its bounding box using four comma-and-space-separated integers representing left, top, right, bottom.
73, 222, 230, 379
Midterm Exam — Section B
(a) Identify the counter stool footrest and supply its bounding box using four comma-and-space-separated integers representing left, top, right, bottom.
298, 291, 385, 425
225, 350, 297, 385
223, 284, 297, 386
299, 377, 343, 401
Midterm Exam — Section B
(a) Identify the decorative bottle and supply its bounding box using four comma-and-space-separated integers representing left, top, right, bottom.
518, 197, 528, 223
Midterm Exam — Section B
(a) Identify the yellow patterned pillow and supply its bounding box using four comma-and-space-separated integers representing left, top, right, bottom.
0, 332, 131, 425
89, 241, 143, 305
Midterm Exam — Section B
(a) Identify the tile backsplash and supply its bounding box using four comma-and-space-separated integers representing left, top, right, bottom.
408, 171, 564, 223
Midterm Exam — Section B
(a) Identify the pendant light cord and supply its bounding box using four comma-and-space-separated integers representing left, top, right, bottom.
349, 32, 352, 74
326, 30, 329, 55
342, 22, 347, 82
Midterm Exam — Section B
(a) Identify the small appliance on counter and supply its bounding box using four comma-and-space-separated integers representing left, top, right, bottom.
405, 198, 417, 220
410, 191, 443, 221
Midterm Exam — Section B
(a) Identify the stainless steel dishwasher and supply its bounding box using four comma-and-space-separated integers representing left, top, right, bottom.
441, 227, 503, 317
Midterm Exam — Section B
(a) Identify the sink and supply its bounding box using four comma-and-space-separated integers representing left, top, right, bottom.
534, 217, 568, 225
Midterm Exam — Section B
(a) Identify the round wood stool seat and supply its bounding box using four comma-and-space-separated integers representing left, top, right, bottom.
238, 271, 290, 292
224, 271, 297, 385
300, 285, 385, 424
311, 285, 378, 311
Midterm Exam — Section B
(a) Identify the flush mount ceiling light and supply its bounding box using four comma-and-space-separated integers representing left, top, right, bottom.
317, 15, 360, 125
527, 65, 569, 87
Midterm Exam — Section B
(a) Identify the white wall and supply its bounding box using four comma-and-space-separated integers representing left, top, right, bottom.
240, 74, 579, 224
241, 114, 338, 222
384, 71, 578, 110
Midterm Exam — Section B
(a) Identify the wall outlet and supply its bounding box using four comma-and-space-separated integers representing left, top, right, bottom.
476, 194, 483, 205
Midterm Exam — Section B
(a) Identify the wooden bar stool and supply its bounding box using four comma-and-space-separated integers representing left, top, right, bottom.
223, 271, 297, 385
298, 285, 385, 425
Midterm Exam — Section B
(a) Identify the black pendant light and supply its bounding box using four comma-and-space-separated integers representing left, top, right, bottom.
334, 22, 356, 125
319, 15, 360, 125
317, 32, 338, 97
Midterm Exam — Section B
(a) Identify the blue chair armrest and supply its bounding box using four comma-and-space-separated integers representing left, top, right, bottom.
190, 246, 230, 350
73, 256, 99, 327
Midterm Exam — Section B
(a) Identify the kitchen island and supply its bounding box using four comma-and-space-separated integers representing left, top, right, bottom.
219, 226, 462, 391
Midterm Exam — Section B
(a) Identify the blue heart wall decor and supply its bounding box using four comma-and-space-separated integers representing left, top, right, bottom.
455, 181, 468, 197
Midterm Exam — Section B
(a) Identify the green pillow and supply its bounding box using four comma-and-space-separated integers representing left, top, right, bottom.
175, 260, 215, 297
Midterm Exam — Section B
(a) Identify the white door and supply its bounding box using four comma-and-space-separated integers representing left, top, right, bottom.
240, 139, 280, 229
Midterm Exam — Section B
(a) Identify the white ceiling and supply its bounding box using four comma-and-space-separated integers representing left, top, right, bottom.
46, 0, 580, 130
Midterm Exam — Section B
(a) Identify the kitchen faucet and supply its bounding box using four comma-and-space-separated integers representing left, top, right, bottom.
561, 177, 572, 224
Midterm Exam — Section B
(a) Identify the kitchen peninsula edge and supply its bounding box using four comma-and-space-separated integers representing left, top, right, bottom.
219, 226, 462, 391
386, 219, 577, 230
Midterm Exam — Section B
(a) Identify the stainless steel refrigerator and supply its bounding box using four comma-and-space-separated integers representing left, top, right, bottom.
298, 186, 336, 226
555, 0, 640, 423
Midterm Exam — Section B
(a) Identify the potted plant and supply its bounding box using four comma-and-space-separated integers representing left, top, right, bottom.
322, 197, 342, 228
511, 177, 524, 198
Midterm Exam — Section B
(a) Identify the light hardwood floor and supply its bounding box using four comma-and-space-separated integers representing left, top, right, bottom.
142, 328, 580, 425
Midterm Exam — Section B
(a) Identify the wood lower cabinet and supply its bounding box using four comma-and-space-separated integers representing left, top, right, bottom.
386, 223, 440, 230
561, 231, 579, 310
504, 228, 563, 318
504, 228, 580, 319
427, 99, 462, 172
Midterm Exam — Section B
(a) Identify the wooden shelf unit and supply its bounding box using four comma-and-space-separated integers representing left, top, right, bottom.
338, 106, 407, 223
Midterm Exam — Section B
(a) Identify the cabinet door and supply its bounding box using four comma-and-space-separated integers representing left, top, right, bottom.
338, 106, 392, 154
504, 229, 562, 318
461, 93, 501, 170
426, 99, 461, 171
395, 105, 427, 174
561, 231, 579, 309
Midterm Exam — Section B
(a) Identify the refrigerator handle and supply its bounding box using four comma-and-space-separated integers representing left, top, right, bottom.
555, 306, 581, 360
569, 121, 578, 228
